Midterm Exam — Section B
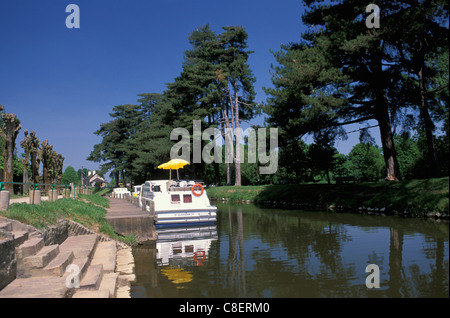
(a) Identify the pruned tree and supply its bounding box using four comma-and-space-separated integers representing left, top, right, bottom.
28, 131, 41, 184
55, 153, 65, 185
20, 129, 32, 193
39, 139, 53, 190
0, 105, 22, 192
48, 150, 64, 185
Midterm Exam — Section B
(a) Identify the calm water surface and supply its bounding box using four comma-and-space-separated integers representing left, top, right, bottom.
130, 203, 449, 298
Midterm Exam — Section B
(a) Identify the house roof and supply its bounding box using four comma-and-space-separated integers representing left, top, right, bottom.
85, 173, 105, 184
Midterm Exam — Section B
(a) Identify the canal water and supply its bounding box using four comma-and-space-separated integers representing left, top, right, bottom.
130, 203, 449, 298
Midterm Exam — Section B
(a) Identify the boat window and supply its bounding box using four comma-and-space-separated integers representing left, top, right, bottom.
171, 194, 180, 203
183, 194, 192, 203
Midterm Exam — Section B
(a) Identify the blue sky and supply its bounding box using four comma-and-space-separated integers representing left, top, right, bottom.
0, 0, 380, 173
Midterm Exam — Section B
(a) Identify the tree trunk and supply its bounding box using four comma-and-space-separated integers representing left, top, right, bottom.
418, 65, 441, 177
220, 121, 230, 185
114, 171, 120, 187
31, 152, 39, 184
373, 51, 401, 181
233, 81, 241, 186
0, 113, 21, 192
40, 140, 53, 192
2, 147, 14, 192
222, 107, 233, 185
376, 100, 402, 181
21, 132, 31, 193
22, 162, 29, 194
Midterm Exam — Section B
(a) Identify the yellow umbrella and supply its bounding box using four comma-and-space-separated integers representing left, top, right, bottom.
157, 162, 170, 169
158, 159, 190, 179
166, 159, 190, 169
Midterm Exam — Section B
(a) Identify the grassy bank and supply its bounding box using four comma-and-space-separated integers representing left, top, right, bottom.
206, 177, 449, 217
0, 195, 136, 245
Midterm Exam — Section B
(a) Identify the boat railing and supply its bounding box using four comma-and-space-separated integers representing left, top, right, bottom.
168, 186, 192, 192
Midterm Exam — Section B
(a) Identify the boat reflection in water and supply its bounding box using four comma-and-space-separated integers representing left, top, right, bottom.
156, 225, 217, 267
132, 224, 218, 291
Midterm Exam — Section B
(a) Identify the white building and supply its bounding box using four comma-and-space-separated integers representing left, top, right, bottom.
83, 170, 106, 188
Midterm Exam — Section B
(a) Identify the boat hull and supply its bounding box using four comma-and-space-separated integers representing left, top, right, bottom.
155, 208, 217, 228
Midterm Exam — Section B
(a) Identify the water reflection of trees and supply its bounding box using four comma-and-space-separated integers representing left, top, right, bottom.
217, 203, 449, 298
220, 205, 358, 297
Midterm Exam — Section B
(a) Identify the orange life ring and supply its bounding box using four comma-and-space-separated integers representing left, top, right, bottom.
191, 183, 204, 197
194, 251, 206, 266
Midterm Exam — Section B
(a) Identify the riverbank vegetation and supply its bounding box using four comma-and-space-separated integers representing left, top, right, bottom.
207, 177, 449, 218
0, 195, 136, 245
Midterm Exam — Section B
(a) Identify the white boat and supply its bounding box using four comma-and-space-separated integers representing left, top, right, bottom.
112, 187, 131, 198
139, 179, 217, 228
132, 185, 142, 197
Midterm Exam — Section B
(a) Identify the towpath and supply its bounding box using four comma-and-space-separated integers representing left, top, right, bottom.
106, 197, 150, 219
105, 197, 156, 242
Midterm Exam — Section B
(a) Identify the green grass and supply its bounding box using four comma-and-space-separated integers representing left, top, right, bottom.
206, 177, 449, 217
93, 187, 113, 196
78, 193, 110, 208
0, 196, 135, 245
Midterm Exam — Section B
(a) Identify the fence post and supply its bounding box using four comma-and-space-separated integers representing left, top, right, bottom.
29, 188, 41, 205
63, 187, 71, 198
0, 190, 10, 211
49, 188, 57, 202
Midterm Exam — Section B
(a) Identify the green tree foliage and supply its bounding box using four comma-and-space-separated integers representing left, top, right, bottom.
128, 93, 175, 183
394, 133, 422, 180
307, 128, 340, 184
389, 1, 449, 177
276, 139, 310, 184
87, 104, 142, 185
61, 166, 80, 185
346, 143, 384, 182
88, 25, 258, 186
88, 11, 448, 186
265, 0, 448, 182
77, 168, 89, 184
